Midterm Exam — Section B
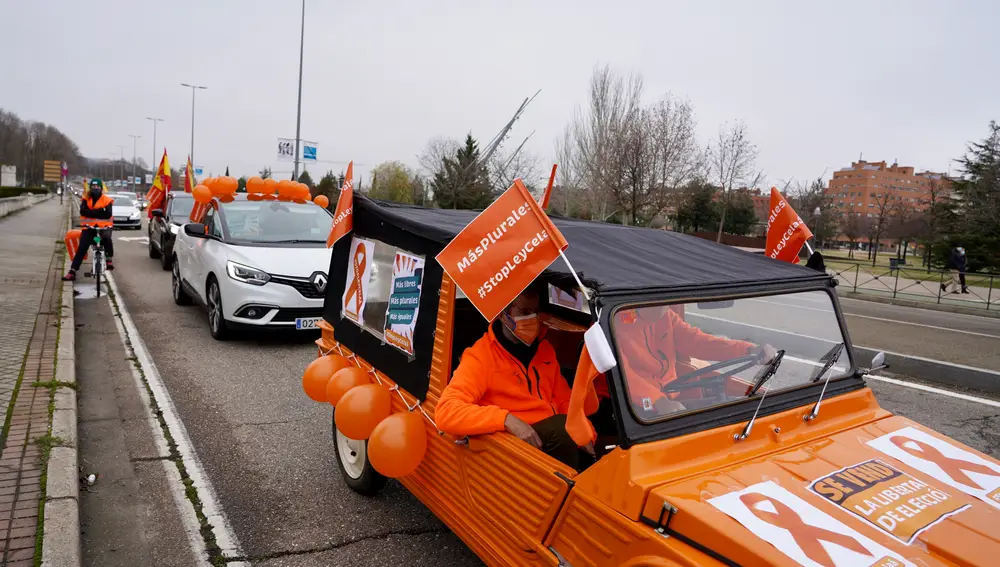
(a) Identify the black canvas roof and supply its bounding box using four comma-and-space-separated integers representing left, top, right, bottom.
355, 195, 829, 296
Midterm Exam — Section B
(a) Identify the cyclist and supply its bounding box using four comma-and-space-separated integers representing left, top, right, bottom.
63, 179, 115, 281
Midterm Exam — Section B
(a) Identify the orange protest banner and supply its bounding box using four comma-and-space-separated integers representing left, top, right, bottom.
436, 179, 568, 321
326, 161, 354, 248
765, 187, 813, 263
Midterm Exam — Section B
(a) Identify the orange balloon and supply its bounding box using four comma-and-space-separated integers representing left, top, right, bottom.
368, 411, 428, 478
334, 384, 391, 440
261, 178, 278, 195
313, 194, 329, 208
193, 185, 212, 204
202, 177, 216, 191
325, 366, 370, 407
302, 355, 350, 402
225, 176, 239, 193
297, 183, 311, 200
212, 176, 234, 196
246, 176, 264, 193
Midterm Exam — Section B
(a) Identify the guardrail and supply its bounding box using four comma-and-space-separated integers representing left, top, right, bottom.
827, 259, 997, 310
0, 193, 53, 218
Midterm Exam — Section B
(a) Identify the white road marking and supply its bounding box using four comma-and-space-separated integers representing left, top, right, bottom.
105, 272, 244, 563
117, 236, 149, 244
868, 374, 1000, 408
748, 298, 1000, 339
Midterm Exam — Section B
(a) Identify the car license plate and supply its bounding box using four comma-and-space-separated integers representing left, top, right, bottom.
295, 317, 322, 330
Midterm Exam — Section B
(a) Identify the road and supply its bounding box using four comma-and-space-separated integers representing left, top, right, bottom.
96, 227, 1000, 566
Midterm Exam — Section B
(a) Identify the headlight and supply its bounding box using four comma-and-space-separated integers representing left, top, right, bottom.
169, 224, 179, 235
130, 211, 141, 219
226, 261, 270, 286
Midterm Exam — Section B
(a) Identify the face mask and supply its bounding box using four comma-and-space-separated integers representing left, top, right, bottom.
89, 189, 102, 201
502, 313, 539, 345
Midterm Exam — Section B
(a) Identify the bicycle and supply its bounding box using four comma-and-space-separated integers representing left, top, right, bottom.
81, 226, 107, 298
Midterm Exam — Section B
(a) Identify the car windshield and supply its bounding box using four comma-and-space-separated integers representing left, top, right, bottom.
611, 290, 851, 423
220, 200, 332, 243
114, 197, 135, 206
168, 198, 195, 219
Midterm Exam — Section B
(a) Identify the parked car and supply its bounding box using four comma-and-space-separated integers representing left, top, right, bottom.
109, 195, 142, 230
307, 194, 1000, 567
148, 191, 194, 270
171, 194, 334, 340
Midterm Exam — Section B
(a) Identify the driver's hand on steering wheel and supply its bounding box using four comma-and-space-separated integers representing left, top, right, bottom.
653, 397, 686, 415
750, 344, 778, 364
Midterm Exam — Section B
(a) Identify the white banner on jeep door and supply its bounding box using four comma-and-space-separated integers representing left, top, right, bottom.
709, 480, 913, 567
341, 237, 374, 326
868, 426, 1000, 510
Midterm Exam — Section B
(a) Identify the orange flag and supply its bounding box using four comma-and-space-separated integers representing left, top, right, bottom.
540, 164, 557, 210
326, 161, 354, 247
765, 187, 813, 263
565, 324, 615, 447
184, 156, 196, 193
435, 178, 569, 321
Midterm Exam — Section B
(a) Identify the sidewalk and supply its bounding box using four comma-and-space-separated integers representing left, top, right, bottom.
0, 198, 78, 566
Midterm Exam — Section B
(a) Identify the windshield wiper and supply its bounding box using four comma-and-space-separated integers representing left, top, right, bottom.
267, 239, 326, 243
809, 342, 845, 383
735, 350, 784, 441
804, 342, 846, 422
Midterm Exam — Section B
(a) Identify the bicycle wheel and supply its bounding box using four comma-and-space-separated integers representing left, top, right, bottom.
94, 249, 103, 298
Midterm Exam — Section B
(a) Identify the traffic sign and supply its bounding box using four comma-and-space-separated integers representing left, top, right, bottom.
43, 160, 62, 183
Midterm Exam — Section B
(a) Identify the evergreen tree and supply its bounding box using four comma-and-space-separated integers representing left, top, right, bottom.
297, 170, 315, 188
431, 134, 493, 209
947, 121, 1000, 270
673, 181, 720, 233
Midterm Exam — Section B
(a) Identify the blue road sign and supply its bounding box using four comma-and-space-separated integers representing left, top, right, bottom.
302, 145, 317, 161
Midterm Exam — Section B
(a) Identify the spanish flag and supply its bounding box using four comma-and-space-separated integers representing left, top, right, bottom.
184, 155, 196, 193
146, 150, 171, 218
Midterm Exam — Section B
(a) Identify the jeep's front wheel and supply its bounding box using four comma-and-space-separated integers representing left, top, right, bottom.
332, 409, 387, 495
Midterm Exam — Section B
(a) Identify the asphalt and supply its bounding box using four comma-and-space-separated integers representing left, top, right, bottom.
98, 221, 1000, 565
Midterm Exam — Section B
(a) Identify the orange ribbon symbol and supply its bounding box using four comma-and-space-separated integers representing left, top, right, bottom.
740, 493, 871, 567
344, 245, 367, 317
891, 436, 1000, 490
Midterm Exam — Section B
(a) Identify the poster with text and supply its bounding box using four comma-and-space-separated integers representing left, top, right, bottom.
383, 252, 425, 356
342, 237, 374, 325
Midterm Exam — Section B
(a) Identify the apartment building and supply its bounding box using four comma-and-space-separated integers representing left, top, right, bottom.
825, 160, 952, 220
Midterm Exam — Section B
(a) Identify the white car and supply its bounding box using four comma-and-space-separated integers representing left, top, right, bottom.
171, 194, 334, 340
109, 194, 143, 229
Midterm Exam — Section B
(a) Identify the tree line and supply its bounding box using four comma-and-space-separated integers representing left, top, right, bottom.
0, 109, 85, 186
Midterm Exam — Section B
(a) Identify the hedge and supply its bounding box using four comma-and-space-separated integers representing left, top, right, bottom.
0, 187, 50, 199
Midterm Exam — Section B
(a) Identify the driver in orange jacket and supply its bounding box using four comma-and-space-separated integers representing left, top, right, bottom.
616, 306, 775, 416
436, 285, 590, 470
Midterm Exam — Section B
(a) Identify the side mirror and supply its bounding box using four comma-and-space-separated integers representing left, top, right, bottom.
183, 223, 208, 238
150, 209, 164, 218
866, 352, 887, 374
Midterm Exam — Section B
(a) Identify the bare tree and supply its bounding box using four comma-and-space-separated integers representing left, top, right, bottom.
919, 179, 951, 269
868, 191, 899, 265
417, 136, 461, 178
840, 213, 863, 258
708, 121, 762, 241
489, 145, 543, 195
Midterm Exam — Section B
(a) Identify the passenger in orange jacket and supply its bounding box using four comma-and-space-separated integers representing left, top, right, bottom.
615, 305, 775, 417
436, 286, 588, 469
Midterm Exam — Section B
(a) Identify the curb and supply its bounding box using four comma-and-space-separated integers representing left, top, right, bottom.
838, 288, 1000, 319
855, 344, 1000, 396
41, 209, 80, 567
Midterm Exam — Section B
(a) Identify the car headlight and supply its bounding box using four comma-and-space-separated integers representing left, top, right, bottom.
169, 224, 179, 235
130, 211, 141, 220
226, 261, 270, 286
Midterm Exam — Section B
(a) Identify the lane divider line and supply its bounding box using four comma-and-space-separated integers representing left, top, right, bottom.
105, 271, 246, 565
867, 374, 1000, 408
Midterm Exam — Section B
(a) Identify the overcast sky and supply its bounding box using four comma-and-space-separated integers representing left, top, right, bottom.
3, 0, 997, 187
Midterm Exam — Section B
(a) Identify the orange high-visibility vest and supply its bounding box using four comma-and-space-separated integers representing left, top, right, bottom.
80, 194, 114, 228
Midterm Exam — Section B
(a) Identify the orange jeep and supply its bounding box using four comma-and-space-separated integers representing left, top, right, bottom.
311, 195, 1000, 566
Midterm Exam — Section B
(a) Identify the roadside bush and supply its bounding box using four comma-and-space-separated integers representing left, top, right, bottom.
0, 186, 49, 198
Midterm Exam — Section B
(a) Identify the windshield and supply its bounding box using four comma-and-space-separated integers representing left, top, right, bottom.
219, 200, 332, 243
113, 197, 135, 206
168, 197, 194, 219
611, 290, 851, 423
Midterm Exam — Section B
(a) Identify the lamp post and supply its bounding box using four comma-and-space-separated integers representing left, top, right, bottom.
292, 0, 306, 180
115, 145, 127, 185
146, 117, 164, 179
128, 135, 141, 193
180, 83, 207, 167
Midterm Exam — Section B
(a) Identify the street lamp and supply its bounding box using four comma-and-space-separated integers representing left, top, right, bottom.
292, 0, 306, 180
146, 117, 164, 177
180, 83, 207, 167
128, 134, 142, 193
115, 145, 127, 184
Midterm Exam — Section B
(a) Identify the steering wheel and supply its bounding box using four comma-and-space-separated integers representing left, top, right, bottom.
660, 354, 760, 395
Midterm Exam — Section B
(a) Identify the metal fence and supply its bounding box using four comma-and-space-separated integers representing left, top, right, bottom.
826, 259, 997, 310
